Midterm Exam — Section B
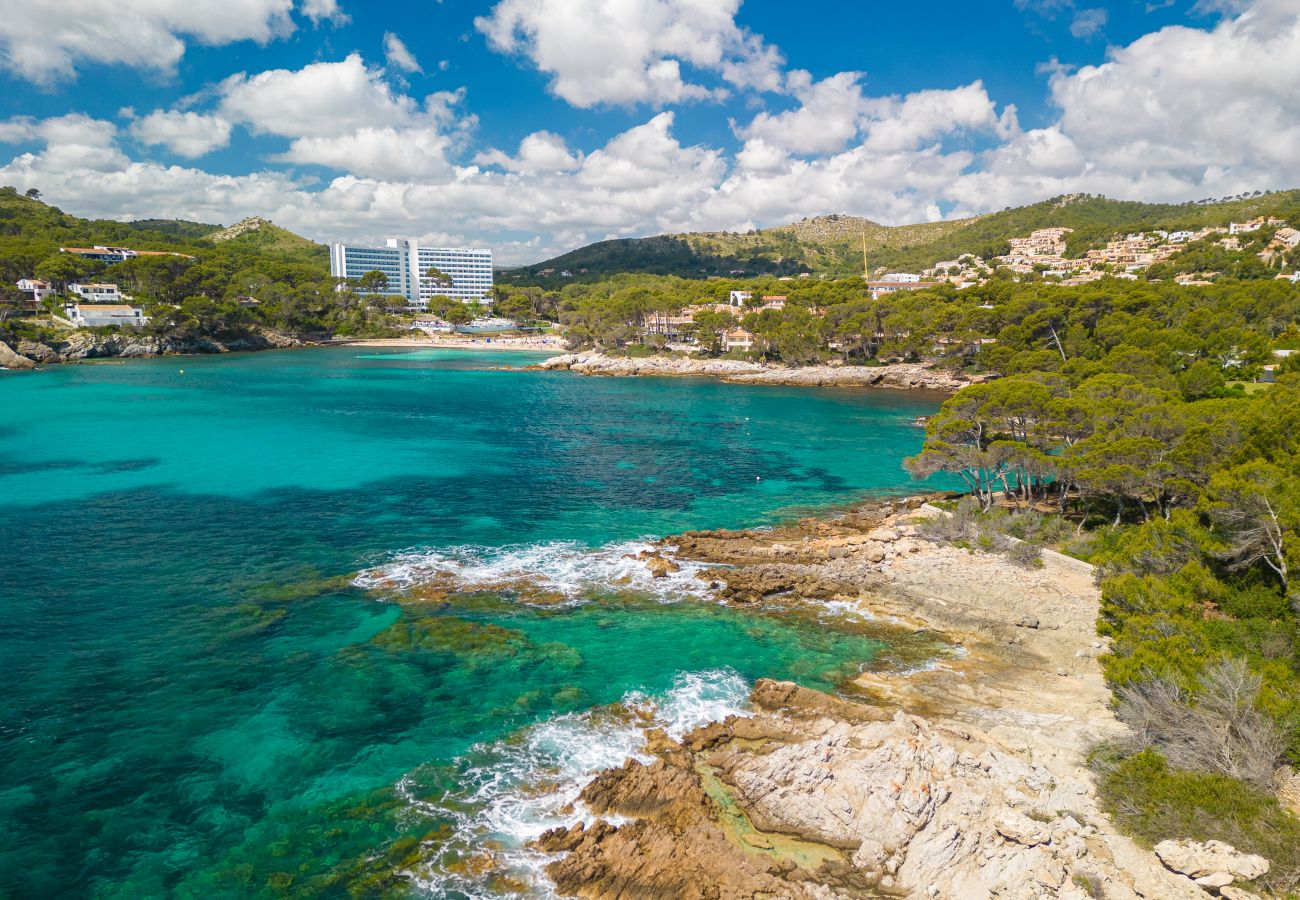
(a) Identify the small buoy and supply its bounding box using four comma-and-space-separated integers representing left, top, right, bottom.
179, 369, 184, 374
756, 476, 761, 481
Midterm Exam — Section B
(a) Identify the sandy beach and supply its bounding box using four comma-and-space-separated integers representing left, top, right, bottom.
339, 335, 565, 352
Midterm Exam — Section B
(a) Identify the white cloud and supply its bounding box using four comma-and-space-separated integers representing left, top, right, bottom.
475, 131, 580, 173
1070, 7, 1108, 38
384, 32, 422, 73
736, 71, 869, 155
862, 82, 1014, 154
130, 110, 233, 158
217, 54, 424, 139
0, 0, 296, 85
275, 127, 456, 179
300, 0, 348, 24
1048, 0, 1300, 185
475, 0, 782, 107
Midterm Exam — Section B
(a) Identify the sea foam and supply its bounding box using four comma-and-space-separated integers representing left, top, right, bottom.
402, 668, 751, 898
354, 539, 721, 604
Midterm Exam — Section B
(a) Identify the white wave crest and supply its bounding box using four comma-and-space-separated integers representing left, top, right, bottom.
354, 540, 721, 604
403, 668, 751, 898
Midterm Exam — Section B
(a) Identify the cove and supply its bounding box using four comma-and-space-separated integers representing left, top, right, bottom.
0, 347, 945, 898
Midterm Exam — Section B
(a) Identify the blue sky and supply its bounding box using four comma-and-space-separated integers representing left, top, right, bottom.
0, 0, 1296, 264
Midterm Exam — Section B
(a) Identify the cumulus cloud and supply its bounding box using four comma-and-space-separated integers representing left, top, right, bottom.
130, 110, 233, 158
475, 0, 782, 107
3, 0, 1299, 265
0, 0, 296, 85
383, 32, 422, 73
217, 57, 476, 179
217, 54, 422, 139
474, 131, 580, 173
299, 0, 348, 24
735, 71, 870, 155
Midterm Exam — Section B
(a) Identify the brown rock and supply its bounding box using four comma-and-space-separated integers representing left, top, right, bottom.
749, 679, 890, 724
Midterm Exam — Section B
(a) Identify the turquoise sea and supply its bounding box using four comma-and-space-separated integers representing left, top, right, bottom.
0, 347, 945, 898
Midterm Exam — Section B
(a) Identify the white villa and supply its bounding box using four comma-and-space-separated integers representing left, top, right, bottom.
15, 278, 53, 308
69, 283, 125, 302
61, 303, 148, 328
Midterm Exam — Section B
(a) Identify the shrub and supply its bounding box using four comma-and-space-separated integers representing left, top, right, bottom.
916, 498, 1060, 568
1114, 658, 1290, 790
1094, 748, 1300, 895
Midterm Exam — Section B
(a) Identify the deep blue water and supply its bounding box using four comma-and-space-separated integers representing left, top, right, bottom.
0, 347, 945, 898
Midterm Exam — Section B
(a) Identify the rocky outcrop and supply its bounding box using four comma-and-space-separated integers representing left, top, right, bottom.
209, 216, 272, 241
11, 328, 304, 364
537, 352, 984, 392
1154, 839, 1270, 883
532, 498, 1229, 900
0, 340, 37, 369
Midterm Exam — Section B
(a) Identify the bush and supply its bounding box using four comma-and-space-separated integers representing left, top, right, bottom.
1114, 658, 1291, 790
916, 498, 1075, 568
1094, 748, 1300, 895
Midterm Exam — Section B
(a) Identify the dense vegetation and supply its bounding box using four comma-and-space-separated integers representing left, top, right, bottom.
0, 188, 406, 345
505, 189, 1300, 285
894, 282, 1300, 893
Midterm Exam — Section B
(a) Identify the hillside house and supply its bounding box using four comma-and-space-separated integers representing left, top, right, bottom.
15, 278, 53, 310
70, 283, 125, 302
866, 281, 941, 299
61, 246, 136, 263
61, 303, 148, 327
1007, 227, 1072, 256
1227, 217, 1282, 235
721, 329, 755, 352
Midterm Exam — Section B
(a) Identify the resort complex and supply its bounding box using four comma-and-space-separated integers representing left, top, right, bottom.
328, 240, 494, 307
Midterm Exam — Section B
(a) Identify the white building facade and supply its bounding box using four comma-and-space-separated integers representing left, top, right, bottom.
62, 303, 148, 327
329, 240, 493, 307
70, 283, 124, 302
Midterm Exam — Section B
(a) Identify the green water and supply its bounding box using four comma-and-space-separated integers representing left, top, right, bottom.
0, 348, 945, 898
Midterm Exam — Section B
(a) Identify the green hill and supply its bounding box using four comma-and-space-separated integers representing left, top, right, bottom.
209, 216, 323, 257
0, 189, 323, 282
504, 190, 1300, 284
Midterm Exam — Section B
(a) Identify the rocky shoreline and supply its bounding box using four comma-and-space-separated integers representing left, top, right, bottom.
535, 352, 986, 392
531, 499, 1265, 899
1, 328, 305, 367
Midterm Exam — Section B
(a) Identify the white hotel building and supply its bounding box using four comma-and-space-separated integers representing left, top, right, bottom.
328, 239, 493, 307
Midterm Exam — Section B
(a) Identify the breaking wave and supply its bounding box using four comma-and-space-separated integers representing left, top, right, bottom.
401, 668, 752, 899
354, 539, 722, 603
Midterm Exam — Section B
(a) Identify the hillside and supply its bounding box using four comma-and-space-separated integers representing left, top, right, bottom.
0, 188, 323, 281
504, 189, 1300, 284
211, 216, 324, 258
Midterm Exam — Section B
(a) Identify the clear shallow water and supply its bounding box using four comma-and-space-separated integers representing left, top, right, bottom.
0, 348, 944, 898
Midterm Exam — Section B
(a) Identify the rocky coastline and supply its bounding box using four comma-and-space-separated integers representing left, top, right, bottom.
535, 352, 986, 392
532, 499, 1268, 899
1, 328, 305, 367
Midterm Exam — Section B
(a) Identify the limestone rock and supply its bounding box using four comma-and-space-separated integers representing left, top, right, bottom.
995, 810, 1051, 846
535, 352, 979, 392
0, 340, 36, 369
1154, 839, 1270, 881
